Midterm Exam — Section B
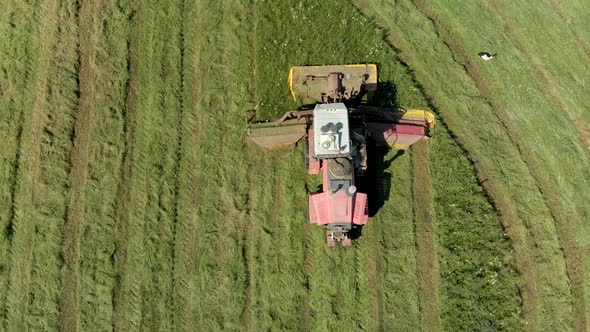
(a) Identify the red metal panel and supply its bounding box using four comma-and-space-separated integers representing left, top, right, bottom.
353, 193, 368, 225
309, 195, 317, 223
310, 193, 330, 225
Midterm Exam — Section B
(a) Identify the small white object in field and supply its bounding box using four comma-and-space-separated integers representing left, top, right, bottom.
478, 52, 496, 60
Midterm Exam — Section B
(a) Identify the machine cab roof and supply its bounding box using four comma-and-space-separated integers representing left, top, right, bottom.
313, 103, 350, 158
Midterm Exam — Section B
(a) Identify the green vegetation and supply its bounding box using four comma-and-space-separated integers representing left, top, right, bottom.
0, 0, 587, 331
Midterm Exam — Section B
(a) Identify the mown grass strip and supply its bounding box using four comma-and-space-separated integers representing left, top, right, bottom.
374, 151, 421, 330
112, 0, 162, 329
24, 1, 80, 329
136, 1, 183, 330
73, 1, 131, 331
171, 0, 202, 330
60, 1, 103, 330
410, 140, 441, 332
4, 0, 61, 330
0, 1, 41, 324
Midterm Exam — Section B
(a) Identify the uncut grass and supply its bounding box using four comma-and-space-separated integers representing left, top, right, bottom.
0, 1, 41, 322
429, 122, 523, 331
555, 1, 590, 44
355, 0, 572, 329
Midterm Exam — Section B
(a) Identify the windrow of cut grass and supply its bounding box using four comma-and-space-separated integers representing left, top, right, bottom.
355, 0, 574, 330
2, 0, 80, 330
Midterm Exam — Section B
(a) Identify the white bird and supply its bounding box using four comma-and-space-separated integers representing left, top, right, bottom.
478, 52, 496, 60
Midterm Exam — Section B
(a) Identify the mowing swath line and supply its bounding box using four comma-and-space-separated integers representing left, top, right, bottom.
545, 0, 590, 60
485, 1, 590, 155
413, 1, 582, 330
352, 1, 536, 329
407, 1, 546, 329
4, 0, 58, 330
60, 1, 103, 330
484, 3, 589, 330
171, 0, 203, 330
112, 0, 142, 329
411, 140, 441, 332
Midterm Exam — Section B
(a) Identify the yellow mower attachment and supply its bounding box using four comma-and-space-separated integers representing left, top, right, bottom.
288, 64, 378, 104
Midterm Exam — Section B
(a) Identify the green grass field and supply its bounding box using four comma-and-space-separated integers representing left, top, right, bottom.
0, 0, 588, 331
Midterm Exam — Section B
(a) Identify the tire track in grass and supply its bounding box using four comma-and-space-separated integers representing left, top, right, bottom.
4, 0, 58, 329
411, 1, 580, 330
60, 1, 103, 330
172, 0, 203, 331
410, 140, 441, 332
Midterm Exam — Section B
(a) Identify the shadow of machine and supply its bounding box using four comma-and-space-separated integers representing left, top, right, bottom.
247, 64, 434, 246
